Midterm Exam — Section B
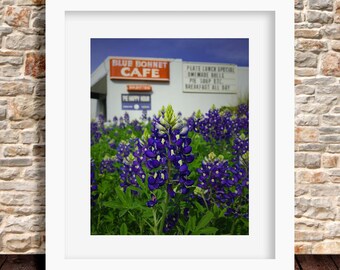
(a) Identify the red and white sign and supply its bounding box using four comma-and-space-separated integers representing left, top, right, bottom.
127, 85, 152, 92
110, 58, 170, 81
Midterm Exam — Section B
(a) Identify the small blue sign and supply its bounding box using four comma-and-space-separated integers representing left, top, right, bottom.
121, 94, 151, 110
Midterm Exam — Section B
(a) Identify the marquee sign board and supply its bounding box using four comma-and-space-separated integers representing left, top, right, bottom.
110, 57, 170, 81
183, 62, 238, 94
127, 85, 152, 92
121, 94, 151, 110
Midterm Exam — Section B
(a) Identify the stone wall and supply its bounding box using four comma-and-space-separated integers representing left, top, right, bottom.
0, 0, 45, 253
295, 0, 340, 254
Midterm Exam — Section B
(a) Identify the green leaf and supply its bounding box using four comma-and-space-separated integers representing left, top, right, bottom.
126, 185, 141, 194
120, 223, 128, 235
119, 209, 128, 217
193, 201, 204, 213
185, 215, 196, 234
196, 211, 214, 231
198, 227, 218, 235
115, 187, 127, 205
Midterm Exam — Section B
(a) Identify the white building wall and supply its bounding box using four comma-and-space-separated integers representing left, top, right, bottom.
93, 57, 249, 121
91, 99, 97, 120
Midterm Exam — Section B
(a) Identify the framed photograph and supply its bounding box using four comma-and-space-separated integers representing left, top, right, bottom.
46, 1, 294, 269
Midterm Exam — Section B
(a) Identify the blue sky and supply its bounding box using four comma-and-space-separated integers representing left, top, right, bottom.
91, 39, 248, 73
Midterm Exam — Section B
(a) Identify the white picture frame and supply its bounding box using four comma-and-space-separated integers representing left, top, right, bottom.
46, 1, 294, 269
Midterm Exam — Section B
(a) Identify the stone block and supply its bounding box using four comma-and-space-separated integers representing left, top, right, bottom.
295, 39, 328, 52
307, 11, 333, 24
295, 243, 312, 254
0, 130, 18, 143
295, 29, 321, 39
331, 40, 340, 51
295, 114, 319, 126
32, 144, 44, 157
295, 0, 304, 10
4, 6, 31, 27
296, 95, 315, 104
17, 0, 45, 5
320, 135, 340, 143
295, 68, 318, 77
323, 114, 340, 125
0, 168, 20, 180
0, 193, 32, 206
0, 158, 32, 167
3, 146, 30, 157
295, 230, 324, 241
21, 130, 39, 144
10, 119, 36, 129
316, 85, 340, 95
5, 34, 42, 50
323, 24, 340, 40
312, 242, 340, 253
309, 0, 334, 11
298, 104, 331, 114
0, 66, 21, 77
302, 77, 336, 85
8, 96, 45, 121
296, 127, 319, 142
24, 167, 45, 180
295, 85, 315, 95
322, 155, 338, 168
327, 144, 340, 153
0, 107, 6, 120
25, 52, 45, 78
4, 234, 31, 252
321, 52, 340, 76
0, 82, 34, 96
296, 170, 328, 183
298, 143, 325, 152
295, 51, 318, 67
310, 184, 340, 196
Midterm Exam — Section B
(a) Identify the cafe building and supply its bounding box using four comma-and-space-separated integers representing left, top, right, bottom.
91, 56, 249, 121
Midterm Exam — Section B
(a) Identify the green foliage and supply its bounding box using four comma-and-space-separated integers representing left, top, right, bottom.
91, 105, 249, 235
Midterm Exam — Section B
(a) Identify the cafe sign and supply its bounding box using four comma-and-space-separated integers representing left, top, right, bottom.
110, 57, 170, 81
183, 62, 238, 94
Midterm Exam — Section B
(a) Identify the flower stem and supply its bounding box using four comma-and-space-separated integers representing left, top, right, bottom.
159, 190, 169, 234
159, 132, 172, 234
202, 195, 209, 210
152, 209, 158, 235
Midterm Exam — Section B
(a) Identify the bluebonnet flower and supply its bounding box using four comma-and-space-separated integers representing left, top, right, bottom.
124, 112, 130, 124
146, 194, 158, 207
163, 212, 179, 233
116, 141, 132, 163
99, 157, 115, 174
91, 159, 98, 206
119, 153, 145, 193
197, 152, 248, 218
237, 103, 249, 117
189, 107, 234, 142
119, 116, 125, 128
232, 104, 249, 136
91, 121, 102, 145
232, 135, 249, 157
109, 139, 116, 149
141, 110, 147, 121
183, 208, 190, 219
131, 119, 143, 132
142, 105, 195, 202
112, 116, 118, 126
186, 110, 202, 133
